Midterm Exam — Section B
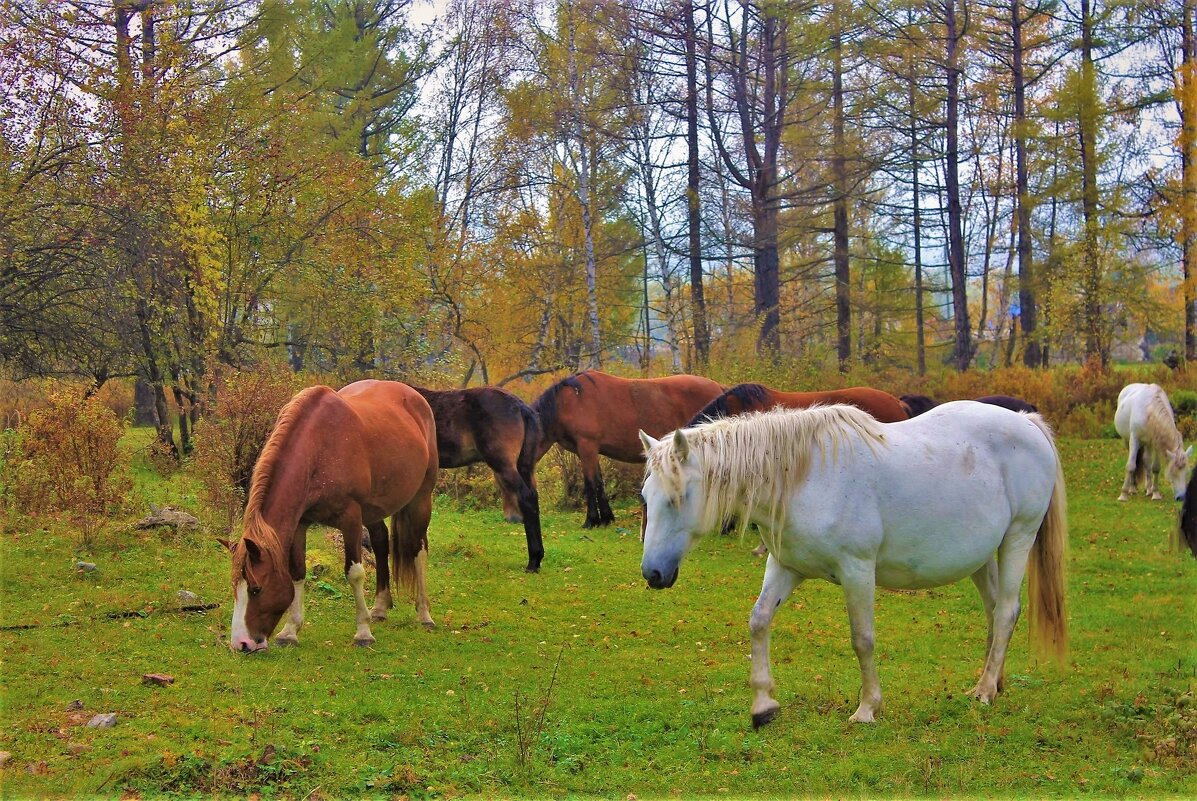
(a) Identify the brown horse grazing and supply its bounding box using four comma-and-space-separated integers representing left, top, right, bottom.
532, 370, 724, 528
900, 393, 1038, 417
689, 383, 909, 427
413, 386, 544, 572
223, 380, 438, 652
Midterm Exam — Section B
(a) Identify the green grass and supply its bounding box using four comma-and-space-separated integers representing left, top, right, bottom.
1, 434, 1194, 798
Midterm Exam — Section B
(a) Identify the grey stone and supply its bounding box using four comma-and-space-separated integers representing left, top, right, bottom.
86, 713, 117, 728
176, 590, 200, 604
74, 561, 97, 572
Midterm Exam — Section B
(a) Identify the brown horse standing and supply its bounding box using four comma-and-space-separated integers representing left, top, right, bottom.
224, 380, 438, 652
413, 386, 544, 572
532, 370, 723, 528
689, 383, 909, 426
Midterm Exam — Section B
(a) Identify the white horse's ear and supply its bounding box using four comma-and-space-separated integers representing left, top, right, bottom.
639, 430, 659, 454
672, 428, 690, 459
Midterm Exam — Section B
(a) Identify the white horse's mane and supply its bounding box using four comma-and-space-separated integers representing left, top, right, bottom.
646, 404, 887, 541
1141, 386, 1183, 453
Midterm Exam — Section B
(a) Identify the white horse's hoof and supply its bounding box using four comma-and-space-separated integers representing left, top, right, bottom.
274, 633, 299, 647
1117, 494, 1129, 502
353, 634, 375, 647
751, 704, 780, 730
849, 708, 877, 723
369, 609, 388, 622
967, 684, 998, 704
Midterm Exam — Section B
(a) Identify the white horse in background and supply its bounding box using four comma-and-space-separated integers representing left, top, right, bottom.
1114, 383, 1191, 502
638, 403, 1068, 729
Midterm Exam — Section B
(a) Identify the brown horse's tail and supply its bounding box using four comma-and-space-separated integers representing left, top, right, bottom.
1025, 414, 1069, 665
390, 504, 428, 598
518, 401, 543, 478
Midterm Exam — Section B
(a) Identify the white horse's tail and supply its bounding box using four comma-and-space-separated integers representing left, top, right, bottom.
1024, 414, 1069, 665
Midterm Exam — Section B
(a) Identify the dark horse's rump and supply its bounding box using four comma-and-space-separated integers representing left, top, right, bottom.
901, 393, 1037, 418
532, 370, 724, 528
414, 386, 544, 572
690, 383, 909, 427
974, 394, 1038, 414
1179, 471, 1197, 559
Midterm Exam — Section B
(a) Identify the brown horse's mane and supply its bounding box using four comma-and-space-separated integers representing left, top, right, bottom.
235, 386, 329, 570
688, 383, 771, 426
531, 373, 586, 441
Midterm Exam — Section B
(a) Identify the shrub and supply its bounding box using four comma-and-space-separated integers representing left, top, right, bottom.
190, 365, 302, 531
1, 392, 131, 545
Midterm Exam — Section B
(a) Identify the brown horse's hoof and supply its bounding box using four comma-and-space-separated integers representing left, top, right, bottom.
421, 621, 436, 631
353, 635, 376, 647
274, 634, 299, 647
751, 707, 779, 730
505, 514, 524, 524
369, 610, 388, 622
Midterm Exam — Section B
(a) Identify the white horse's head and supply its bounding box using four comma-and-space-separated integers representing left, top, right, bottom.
1165, 445, 1194, 501
639, 429, 705, 589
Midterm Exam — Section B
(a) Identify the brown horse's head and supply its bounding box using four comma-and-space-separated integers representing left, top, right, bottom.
224, 526, 293, 653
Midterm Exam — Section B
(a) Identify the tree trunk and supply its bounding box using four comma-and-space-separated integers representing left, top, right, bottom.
908, 42, 926, 376
945, 0, 972, 371
1182, 0, 1197, 360
566, 2, 603, 368
1078, 0, 1104, 364
832, 5, 851, 371
1012, 0, 1041, 367
684, 0, 710, 366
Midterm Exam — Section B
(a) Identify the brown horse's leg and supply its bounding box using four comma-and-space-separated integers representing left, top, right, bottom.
496, 471, 523, 523
594, 469, 616, 526
577, 440, 605, 528
394, 491, 436, 629
366, 521, 392, 621
491, 464, 544, 572
276, 524, 309, 646
339, 506, 376, 646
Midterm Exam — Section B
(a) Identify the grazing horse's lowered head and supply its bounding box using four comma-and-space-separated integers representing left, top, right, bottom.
223, 524, 291, 652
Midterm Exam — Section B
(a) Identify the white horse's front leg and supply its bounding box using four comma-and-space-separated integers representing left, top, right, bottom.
275, 580, 305, 646
841, 565, 881, 723
748, 555, 800, 729
1120, 435, 1140, 501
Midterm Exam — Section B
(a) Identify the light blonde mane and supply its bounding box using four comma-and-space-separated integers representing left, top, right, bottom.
646, 405, 887, 546
1141, 386, 1183, 454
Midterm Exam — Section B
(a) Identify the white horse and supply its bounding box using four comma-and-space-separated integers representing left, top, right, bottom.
1114, 383, 1190, 501
638, 402, 1068, 729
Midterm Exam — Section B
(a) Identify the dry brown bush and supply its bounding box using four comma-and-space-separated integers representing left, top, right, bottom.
1, 391, 131, 544
189, 365, 303, 531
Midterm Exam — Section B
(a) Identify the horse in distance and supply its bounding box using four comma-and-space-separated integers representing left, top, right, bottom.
223, 380, 438, 652
688, 383, 909, 426
531, 370, 723, 528
413, 385, 544, 572
1114, 383, 1191, 501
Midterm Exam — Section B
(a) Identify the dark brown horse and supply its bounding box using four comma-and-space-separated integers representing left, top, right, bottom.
1177, 469, 1197, 559
414, 386, 544, 572
900, 393, 1038, 417
222, 380, 438, 652
532, 370, 724, 528
689, 383, 909, 426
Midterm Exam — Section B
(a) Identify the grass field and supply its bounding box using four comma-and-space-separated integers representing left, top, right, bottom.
1, 431, 1194, 799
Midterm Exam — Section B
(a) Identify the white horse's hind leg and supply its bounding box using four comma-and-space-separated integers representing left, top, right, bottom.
842, 565, 882, 723
1120, 434, 1141, 501
748, 555, 800, 729
968, 558, 1003, 693
968, 534, 1033, 704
